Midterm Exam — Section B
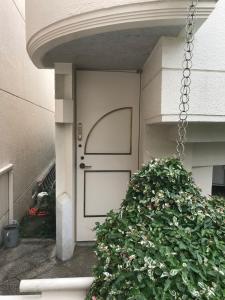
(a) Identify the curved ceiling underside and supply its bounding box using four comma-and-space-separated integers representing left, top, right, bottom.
42, 26, 182, 70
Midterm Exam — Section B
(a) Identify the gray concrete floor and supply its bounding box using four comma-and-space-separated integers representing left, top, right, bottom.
0, 239, 97, 295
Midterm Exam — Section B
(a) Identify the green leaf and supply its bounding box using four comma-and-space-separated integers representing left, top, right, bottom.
87, 158, 225, 300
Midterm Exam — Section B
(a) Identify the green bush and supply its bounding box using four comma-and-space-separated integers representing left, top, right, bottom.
87, 158, 225, 300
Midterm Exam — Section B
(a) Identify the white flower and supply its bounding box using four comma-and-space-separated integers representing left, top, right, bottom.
170, 290, 177, 297
161, 272, 169, 278
170, 269, 180, 276
213, 266, 224, 275
144, 257, 157, 270
115, 245, 121, 252
106, 257, 110, 264
207, 288, 216, 297
191, 289, 200, 298
147, 269, 155, 281
139, 239, 155, 248
103, 272, 112, 278
129, 255, 135, 261
159, 262, 165, 268
198, 282, 206, 290
173, 216, 179, 227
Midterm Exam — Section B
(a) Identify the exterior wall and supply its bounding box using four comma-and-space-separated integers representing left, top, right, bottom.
141, 41, 162, 122
192, 143, 225, 167
25, 0, 202, 41
140, 0, 225, 195
141, 0, 225, 124
161, 0, 225, 122
0, 0, 54, 236
25, 0, 216, 68
192, 166, 213, 196
139, 41, 163, 164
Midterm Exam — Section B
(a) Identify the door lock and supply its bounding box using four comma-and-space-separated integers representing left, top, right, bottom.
79, 163, 92, 169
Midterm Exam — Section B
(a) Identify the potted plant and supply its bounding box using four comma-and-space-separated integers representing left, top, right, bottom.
87, 158, 225, 299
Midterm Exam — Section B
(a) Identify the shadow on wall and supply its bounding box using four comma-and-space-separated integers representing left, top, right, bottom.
212, 165, 225, 196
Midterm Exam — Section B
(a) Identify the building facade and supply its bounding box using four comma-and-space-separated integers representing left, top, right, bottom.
0, 0, 55, 240
25, 0, 223, 260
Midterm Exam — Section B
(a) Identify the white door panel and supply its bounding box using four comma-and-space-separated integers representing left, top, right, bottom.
76, 71, 140, 241
85, 108, 132, 154
85, 171, 131, 217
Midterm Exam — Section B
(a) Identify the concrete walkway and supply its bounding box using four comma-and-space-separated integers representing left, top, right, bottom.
0, 239, 96, 295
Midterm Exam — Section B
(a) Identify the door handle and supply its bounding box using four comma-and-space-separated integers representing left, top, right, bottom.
79, 163, 92, 169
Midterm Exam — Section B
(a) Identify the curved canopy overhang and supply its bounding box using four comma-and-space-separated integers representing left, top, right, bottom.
26, 0, 218, 69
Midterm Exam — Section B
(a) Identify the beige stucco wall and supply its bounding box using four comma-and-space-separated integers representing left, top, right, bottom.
0, 0, 55, 234
140, 0, 225, 195
141, 0, 225, 124
161, 0, 225, 122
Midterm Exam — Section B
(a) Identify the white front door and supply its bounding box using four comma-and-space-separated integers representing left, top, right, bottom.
76, 71, 140, 241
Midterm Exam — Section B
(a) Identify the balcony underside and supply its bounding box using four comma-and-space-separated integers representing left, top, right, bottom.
26, 0, 217, 69
42, 26, 182, 70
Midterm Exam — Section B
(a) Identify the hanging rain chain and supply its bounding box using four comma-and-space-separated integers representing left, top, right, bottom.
176, 0, 198, 160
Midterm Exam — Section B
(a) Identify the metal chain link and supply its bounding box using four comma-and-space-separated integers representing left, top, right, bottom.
176, 0, 198, 160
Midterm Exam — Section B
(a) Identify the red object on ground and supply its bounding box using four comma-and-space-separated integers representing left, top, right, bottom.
28, 208, 38, 216
37, 211, 48, 217
28, 207, 48, 217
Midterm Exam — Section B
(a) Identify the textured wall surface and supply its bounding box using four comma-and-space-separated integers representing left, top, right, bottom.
140, 0, 225, 195
161, 0, 225, 121
0, 0, 54, 233
140, 0, 225, 123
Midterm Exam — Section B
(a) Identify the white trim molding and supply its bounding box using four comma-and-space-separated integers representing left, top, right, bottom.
20, 277, 94, 293
0, 278, 94, 300
19, 277, 94, 300
26, 0, 217, 68
146, 114, 225, 124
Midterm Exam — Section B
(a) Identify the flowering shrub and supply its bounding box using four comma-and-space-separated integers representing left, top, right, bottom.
87, 158, 225, 300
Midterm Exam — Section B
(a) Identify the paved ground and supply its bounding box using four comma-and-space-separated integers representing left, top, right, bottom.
0, 239, 97, 295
